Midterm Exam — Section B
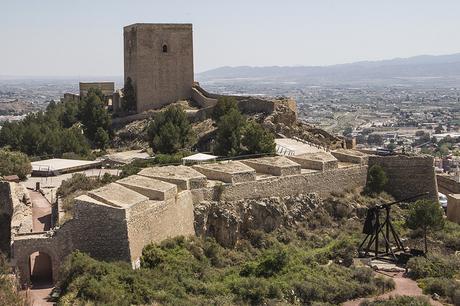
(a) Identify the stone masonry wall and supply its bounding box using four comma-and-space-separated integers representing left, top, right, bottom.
191, 165, 368, 202
368, 155, 438, 201
124, 24, 194, 112
126, 190, 195, 266
436, 174, 460, 195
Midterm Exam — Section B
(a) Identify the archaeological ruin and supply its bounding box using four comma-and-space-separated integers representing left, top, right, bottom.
0, 150, 439, 286
0, 23, 442, 288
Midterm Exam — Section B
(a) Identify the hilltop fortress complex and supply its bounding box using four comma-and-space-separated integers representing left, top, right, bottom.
0, 24, 443, 287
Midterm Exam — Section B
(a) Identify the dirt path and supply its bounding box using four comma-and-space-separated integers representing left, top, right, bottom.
343, 272, 442, 306
30, 190, 52, 232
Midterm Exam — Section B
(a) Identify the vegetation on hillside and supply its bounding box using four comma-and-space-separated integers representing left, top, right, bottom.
213, 97, 275, 156
0, 253, 24, 306
360, 296, 431, 306
406, 254, 460, 305
57, 173, 118, 222
147, 105, 195, 154
0, 149, 32, 180
365, 165, 388, 194
0, 88, 111, 158
121, 77, 137, 113
405, 199, 445, 253
57, 233, 393, 305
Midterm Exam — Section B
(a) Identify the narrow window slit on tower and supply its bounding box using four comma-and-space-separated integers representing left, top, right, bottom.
162, 44, 168, 53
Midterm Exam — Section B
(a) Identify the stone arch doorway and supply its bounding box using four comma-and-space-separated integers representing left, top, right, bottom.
29, 251, 53, 287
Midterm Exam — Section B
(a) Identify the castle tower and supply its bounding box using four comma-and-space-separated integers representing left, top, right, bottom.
124, 23, 194, 112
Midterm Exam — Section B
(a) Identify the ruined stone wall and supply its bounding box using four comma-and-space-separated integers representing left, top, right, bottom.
126, 190, 195, 266
368, 155, 438, 201
191, 87, 217, 108
124, 23, 194, 112
192, 165, 368, 202
71, 197, 131, 262
436, 174, 460, 195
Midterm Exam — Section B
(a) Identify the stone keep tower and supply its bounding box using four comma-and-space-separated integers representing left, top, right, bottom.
124, 23, 194, 112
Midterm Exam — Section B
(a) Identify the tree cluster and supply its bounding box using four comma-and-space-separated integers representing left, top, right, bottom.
121, 77, 137, 113
365, 165, 388, 194
0, 149, 32, 180
213, 97, 275, 156
147, 105, 195, 154
0, 88, 111, 158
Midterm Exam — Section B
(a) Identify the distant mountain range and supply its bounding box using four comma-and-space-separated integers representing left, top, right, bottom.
196, 53, 460, 87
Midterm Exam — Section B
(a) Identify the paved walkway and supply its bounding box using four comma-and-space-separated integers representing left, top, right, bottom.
30, 190, 52, 232
343, 272, 442, 306
23, 284, 54, 306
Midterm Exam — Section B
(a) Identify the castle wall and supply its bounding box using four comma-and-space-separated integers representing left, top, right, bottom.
446, 194, 460, 224
368, 155, 438, 201
436, 174, 460, 195
124, 24, 194, 112
126, 190, 195, 266
192, 165, 368, 202
71, 197, 131, 261
191, 87, 217, 108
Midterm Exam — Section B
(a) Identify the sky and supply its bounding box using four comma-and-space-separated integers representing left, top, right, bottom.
2, 0, 460, 76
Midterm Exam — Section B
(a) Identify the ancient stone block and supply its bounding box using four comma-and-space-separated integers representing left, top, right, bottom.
287, 151, 338, 171
117, 175, 177, 201
193, 161, 256, 184
88, 183, 149, 208
331, 149, 369, 165
138, 165, 207, 191
241, 156, 301, 176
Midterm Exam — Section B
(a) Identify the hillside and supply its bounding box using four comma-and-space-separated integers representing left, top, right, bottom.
197, 53, 460, 87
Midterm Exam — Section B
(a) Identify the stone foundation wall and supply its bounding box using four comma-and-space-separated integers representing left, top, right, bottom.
192, 165, 368, 202
71, 197, 131, 261
368, 155, 438, 201
191, 87, 217, 108
446, 194, 460, 224
331, 150, 368, 165
287, 156, 338, 171
241, 160, 301, 176
436, 174, 460, 195
126, 190, 195, 265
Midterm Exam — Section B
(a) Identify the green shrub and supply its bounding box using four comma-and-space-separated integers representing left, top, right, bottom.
406, 254, 460, 280
57, 173, 104, 198
0, 252, 24, 306
374, 276, 395, 294
0, 149, 31, 180
365, 165, 388, 194
57, 233, 402, 305
360, 295, 430, 306
147, 106, 194, 154
420, 277, 460, 304
433, 220, 460, 250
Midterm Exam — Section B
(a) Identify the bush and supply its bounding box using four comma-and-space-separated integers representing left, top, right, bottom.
147, 105, 194, 154
0, 149, 31, 180
214, 108, 246, 156
433, 220, 460, 250
374, 276, 395, 294
420, 277, 460, 304
241, 121, 276, 155
0, 252, 24, 306
406, 254, 460, 280
57, 233, 401, 305
365, 165, 388, 194
212, 96, 238, 122
57, 173, 101, 198
360, 296, 430, 306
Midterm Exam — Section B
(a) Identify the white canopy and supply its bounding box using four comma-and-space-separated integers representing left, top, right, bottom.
182, 153, 218, 164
